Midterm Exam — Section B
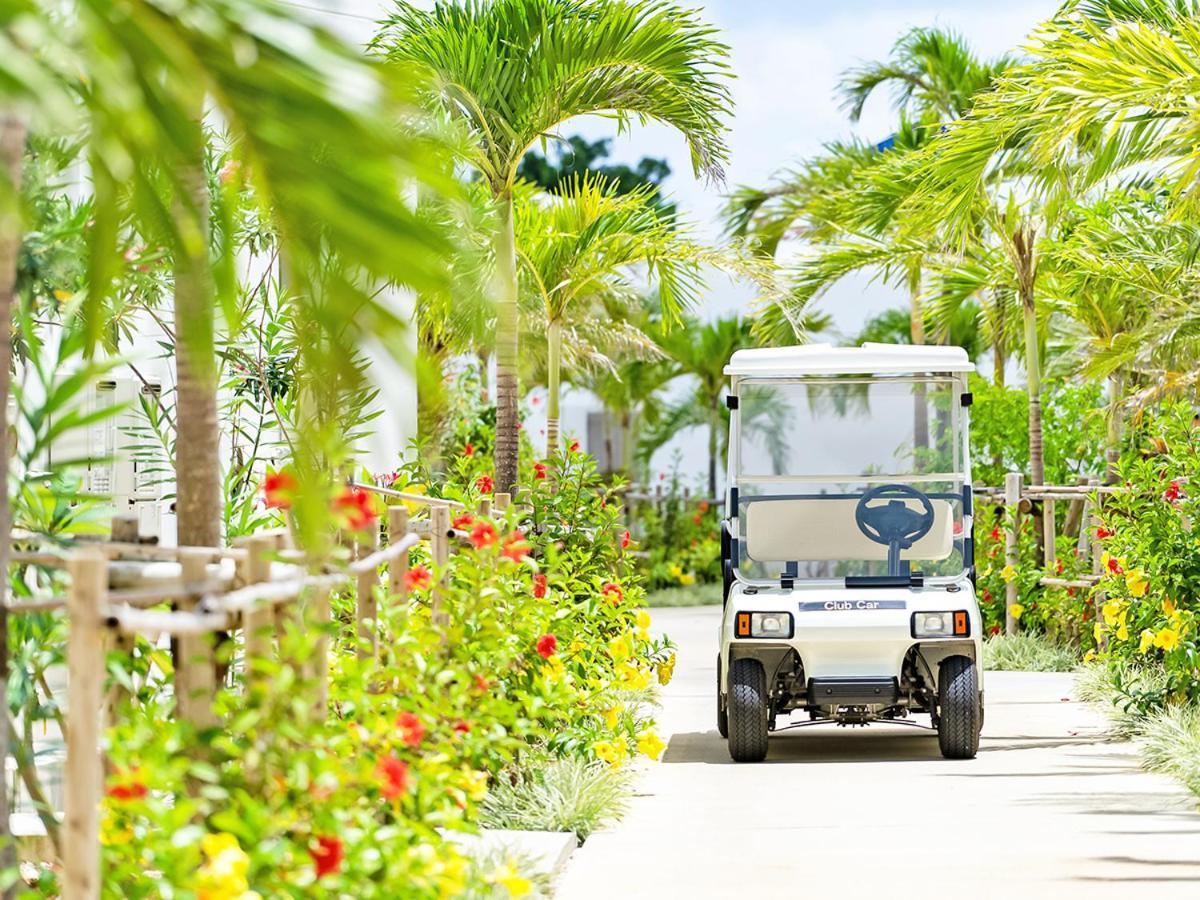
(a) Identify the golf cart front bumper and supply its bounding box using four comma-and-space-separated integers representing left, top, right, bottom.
719, 580, 982, 699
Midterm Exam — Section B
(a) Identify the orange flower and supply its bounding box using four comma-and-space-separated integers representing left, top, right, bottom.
602, 582, 624, 606
453, 719, 471, 735
332, 487, 377, 531
533, 574, 548, 599
536, 634, 558, 659
620, 530, 631, 550
403, 565, 432, 592
452, 513, 474, 530
463, 443, 475, 457
473, 674, 490, 691
397, 711, 425, 748
262, 469, 297, 510
106, 768, 147, 802
475, 474, 494, 494
501, 531, 530, 562
533, 462, 548, 480
376, 755, 410, 800
469, 520, 498, 549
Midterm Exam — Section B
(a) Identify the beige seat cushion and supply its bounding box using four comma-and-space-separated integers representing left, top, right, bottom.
744, 497, 954, 562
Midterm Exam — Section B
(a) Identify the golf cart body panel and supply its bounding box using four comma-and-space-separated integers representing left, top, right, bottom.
718, 343, 984, 760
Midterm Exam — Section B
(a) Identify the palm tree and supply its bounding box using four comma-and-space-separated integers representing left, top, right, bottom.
1, 0, 457, 548
374, 0, 732, 495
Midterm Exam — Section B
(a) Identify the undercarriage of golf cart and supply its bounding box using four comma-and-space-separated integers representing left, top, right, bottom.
727, 643, 975, 728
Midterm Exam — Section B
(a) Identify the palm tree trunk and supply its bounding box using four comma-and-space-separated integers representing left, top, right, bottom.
991, 288, 1007, 387
0, 109, 27, 895
1105, 371, 1125, 484
707, 397, 719, 500
621, 410, 633, 478
910, 276, 929, 462
493, 192, 520, 494
545, 318, 562, 457
1022, 295, 1045, 487
174, 139, 222, 547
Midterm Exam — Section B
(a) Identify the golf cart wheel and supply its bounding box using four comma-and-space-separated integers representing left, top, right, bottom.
716, 656, 729, 738
937, 655, 981, 760
727, 658, 769, 762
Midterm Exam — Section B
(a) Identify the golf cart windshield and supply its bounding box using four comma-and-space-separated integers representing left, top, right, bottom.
733, 376, 968, 584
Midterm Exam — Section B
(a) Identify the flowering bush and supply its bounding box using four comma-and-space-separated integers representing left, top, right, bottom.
634, 469, 720, 590
1091, 404, 1200, 704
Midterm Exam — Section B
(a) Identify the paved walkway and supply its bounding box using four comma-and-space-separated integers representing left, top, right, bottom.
557, 606, 1200, 899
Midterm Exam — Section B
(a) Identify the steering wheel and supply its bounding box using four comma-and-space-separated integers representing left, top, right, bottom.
854, 484, 936, 576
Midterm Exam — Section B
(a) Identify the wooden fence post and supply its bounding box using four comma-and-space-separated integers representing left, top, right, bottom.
387, 507, 409, 599
65, 548, 106, 900
494, 492, 510, 512
104, 516, 137, 718
356, 524, 379, 659
1004, 472, 1023, 636
242, 536, 273, 694
176, 549, 217, 731
1043, 497, 1057, 570
309, 586, 331, 715
478, 497, 492, 517
430, 505, 450, 626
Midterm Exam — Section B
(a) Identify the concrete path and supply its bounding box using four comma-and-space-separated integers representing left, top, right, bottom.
557, 606, 1200, 900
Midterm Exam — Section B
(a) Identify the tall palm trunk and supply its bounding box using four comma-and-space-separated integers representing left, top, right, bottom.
707, 394, 719, 500
1013, 225, 1045, 487
991, 288, 1007, 388
174, 135, 222, 547
909, 272, 929, 465
0, 109, 27, 893
545, 318, 562, 456
493, 192, 520, 494
1105, 371, 1125, 484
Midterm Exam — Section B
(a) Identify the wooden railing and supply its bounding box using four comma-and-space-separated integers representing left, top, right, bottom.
7, 487, 511, 900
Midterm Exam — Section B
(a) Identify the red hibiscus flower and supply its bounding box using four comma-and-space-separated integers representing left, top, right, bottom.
698, 500, 710, 513
310, 836, 344, 879
332, 487, 378, 531
1107, 556, 1124, 575
620, 530, 631, 550
453, 720, 471, 735
106, 769, 147, 802
262, 469, 297, 510
501, 531, 530, 562
691, 513, 702, 526
981, 588, 992, 605
568, 439, 580, 453
989, 526, 1001, 542
452, 513, 474, 530
533, 462, 548, 480
1055, 558, 1064, 575
396, 711, 425, 748
403, 565, 432, 592
533, 573, 548, 598
474, 674, 490, 691
601, 582, 624, 606
475, 474, 494, 494
376, 755, 410, 801
536, 633, 558, 659
1096, 526, 1114, 539
463, 443, 475, 457
469, 520, 498, 550
1164, 480, 1184, 503
988, 624, 1000, 637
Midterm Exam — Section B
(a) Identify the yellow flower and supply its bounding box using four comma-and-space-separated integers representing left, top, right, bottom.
656, 652, 677, 686
397, 482, 427, 515
679, 573, 696, 586
489, 861, 532, 898
1124, 569, 1149, 598
1138, 629, 1156, 654
459, 767, 488, 802
602, 704, 623, 729
617, 662, 652, 691
1116, 611, 1129, 643
1163, 597, 1178, 619
1008, 603, 1025, 621
52, 289, 72, 301
1154, 627, 1181, 652
196, 833, 252, 900
636, 729, 667, 761
667, 564, 683, 579
593, 738, 629, 768
1093, 621, 1104, 643
1101, 599, 1125, 627
636, 609, 652, 631
1000, 564, 1017, 583
543, 655, 565, 683
1083, 649, 1098, 663
608, 633, 633, 662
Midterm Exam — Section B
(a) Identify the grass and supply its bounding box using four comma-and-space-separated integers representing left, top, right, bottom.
463, 846, 554, 899
1140, 705, 1200, 796
1075, 661, 1172, 738
981, 633, 1079, 672
646, 582, 721, 607
479, 757, 631, 842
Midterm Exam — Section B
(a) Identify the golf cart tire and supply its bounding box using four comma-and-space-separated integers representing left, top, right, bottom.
717, 656, 729, 738
728, 658, 768, 762
937, 655, 980, 760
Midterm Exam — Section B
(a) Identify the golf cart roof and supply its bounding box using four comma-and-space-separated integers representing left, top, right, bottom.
724, 343, 974, 378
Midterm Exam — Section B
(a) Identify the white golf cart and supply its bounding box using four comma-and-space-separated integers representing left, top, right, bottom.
717, 343, 983, 762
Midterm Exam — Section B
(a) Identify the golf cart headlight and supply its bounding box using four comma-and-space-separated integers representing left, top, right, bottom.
736, 611, 794, 638
913, 610, 970, 638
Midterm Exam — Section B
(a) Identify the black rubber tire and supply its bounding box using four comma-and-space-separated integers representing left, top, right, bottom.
727, 658, 769, 762
937, 656, 981, 760
716, 656, 729, 738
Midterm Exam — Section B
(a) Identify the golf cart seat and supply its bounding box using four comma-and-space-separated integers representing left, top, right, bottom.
743, 496, 955, 563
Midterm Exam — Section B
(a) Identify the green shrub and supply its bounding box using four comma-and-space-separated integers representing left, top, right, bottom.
982, 634, 1079, 672
646, 583, 722, 607
1075, 661, 1172, 738
479, 757, 631, 841
1140, 705, 1200, 797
